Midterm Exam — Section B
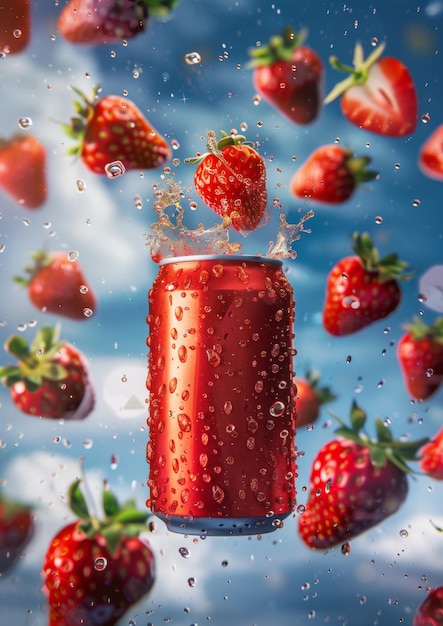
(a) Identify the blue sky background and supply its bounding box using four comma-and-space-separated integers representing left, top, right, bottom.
1, 1, 443, 624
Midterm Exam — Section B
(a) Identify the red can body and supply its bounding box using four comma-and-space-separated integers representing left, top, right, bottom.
146, 255, 296, 535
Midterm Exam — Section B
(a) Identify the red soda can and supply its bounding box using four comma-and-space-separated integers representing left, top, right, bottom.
146, 255, 296, 535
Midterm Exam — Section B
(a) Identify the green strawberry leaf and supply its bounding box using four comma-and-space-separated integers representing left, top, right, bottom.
349, 400, 366, 433
39, 362, 68, 381
103, 489, 120, 517
375, 418, 393, 443
100, 523, 123, 555
113, 508, 150, 525
5, 335, 31, 361
368, 445, 388, 468
68, 479, 90, 521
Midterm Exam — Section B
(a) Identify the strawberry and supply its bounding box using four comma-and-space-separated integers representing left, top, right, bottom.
324, 42, 418, 137
294, 370, 336, 428
0, 496, 34, 575
185, 130, 268, 232
419, 427, 443, 480
298, 401, 428, 549
413, 586, 443, 626
0, 134, 47, 208
290, 144, 377, 204
62, 85, 172, 174
248, 27, 323, 125
0, 0, 31, 55
41, 479, 155, 626
397, 317, 443, 401
15, 250, 97, 321
323, 231, 411, 336
418, 124, 443, 181
57, 0, 179, 45
0, 326, 94, 420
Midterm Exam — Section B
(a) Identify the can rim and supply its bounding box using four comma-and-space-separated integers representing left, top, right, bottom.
158, 254, 283, 267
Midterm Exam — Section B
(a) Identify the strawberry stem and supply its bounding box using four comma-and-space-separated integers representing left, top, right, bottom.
329, 401, 428, 472
324, 42, 386, 104
352, 231, 412, 282
247, 26, 308, 68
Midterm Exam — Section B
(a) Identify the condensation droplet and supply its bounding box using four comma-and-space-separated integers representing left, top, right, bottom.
341, 542, 351, 556
188, 577, 197, 587
68, 250, 79, 262
94, 557, 108, 571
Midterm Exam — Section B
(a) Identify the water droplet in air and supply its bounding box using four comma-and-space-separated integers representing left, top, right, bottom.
375, 215, 383, 224
399, 529, 409, 538
83, 439, 93, 449
184, 51, 202, 64
110, 454, 118, 470
341, 542, 351, 556
94, 557, 108, 571
104, 161, 126, 178
179, 547, 190, 558
18, 116, 32, 129
412, 198, 421, 207
421, 113, 431, 123
188, 577, 197, 587
68, 250, 79, 262
13, 29, 22, 39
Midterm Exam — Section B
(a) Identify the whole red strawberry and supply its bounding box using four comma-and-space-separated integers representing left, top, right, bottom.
298, 401, 428, 549
413, 586, 443, 626
323, 231, 411, 336
294, 370, 336, 428
57, 0, 179, 45
0, 496, 34, 575
290, 144, 377, 204
1, 0, 31, 55
324, 42, 418, 137
15, 250, 97, 321
418, 124, 443, 181
0, 134, 47, 208
0, 326, 94, 420
248, 27, 323, 125
41, 479, 155, 626
186, 130, 268, 232
397, 317, 443, 401
419, 427, 443, 479
63, 86, 171, 174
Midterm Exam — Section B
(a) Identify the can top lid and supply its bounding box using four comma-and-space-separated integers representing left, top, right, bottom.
159, 254, 283, 267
